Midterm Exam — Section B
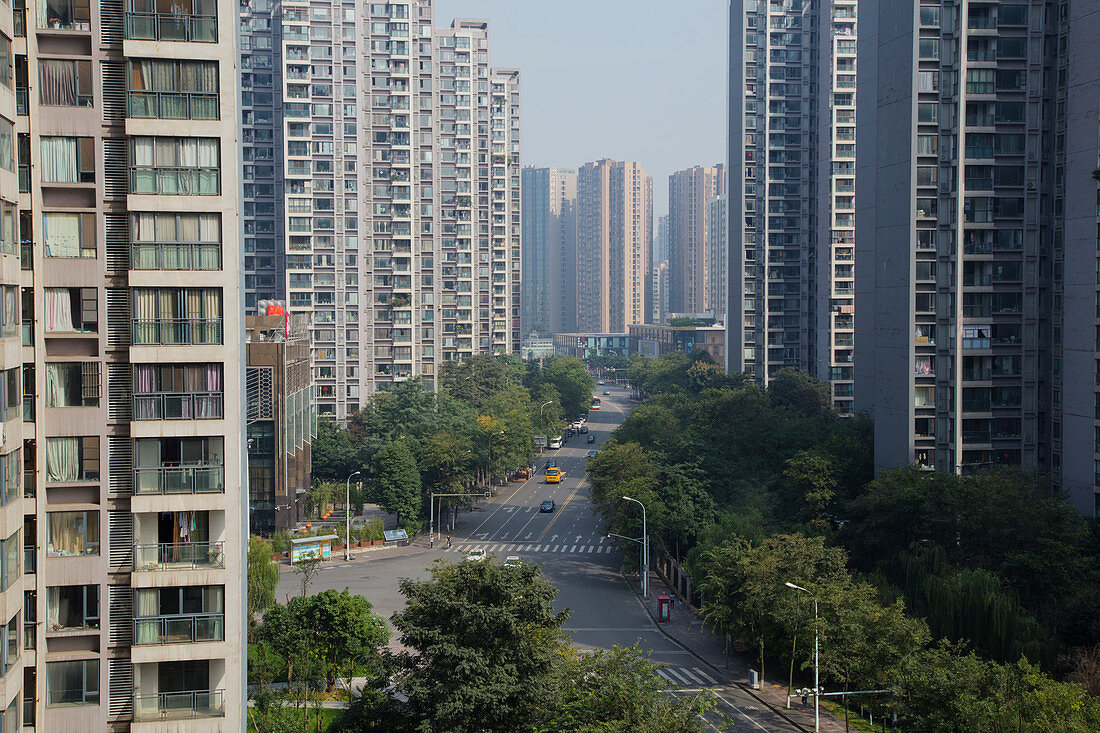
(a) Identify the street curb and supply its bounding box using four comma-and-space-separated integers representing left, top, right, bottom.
618, 566, 810, 733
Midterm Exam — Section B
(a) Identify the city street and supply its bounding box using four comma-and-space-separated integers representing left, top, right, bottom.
278, 387, 807, 731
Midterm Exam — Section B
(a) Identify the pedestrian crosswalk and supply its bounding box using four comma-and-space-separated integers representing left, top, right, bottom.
444, 541, 619, 555
656, 665, 719, 687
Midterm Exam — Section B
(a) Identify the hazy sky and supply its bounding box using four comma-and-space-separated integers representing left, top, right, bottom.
434, 0, 728, 214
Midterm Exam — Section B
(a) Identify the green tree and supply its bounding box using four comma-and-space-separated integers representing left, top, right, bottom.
373, 438, 422, 524
766, 367, 832, 417
783, 451, 838, 529
257, 589, 389, 692
310, 418, 362, 483
388, 558, 568, 732
536, 646, 711, 733
538, 355, 595, 418
247, 536, 280, 624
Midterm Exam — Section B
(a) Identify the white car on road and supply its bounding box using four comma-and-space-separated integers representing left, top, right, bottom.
464, 549, 486, 562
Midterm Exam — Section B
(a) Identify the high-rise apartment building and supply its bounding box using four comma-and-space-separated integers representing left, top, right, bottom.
651, 214, 669, 323
576, 160, 652, 333
856, 0, 1100, 514
242, 1, 520, 420
727, 0, 857, 414
668, 164, 724, 316
521, 166, 576, 334
704, 194, 727, 320
6, 0, 246, 728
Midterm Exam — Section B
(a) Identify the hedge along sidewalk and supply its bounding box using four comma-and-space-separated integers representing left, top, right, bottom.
622, 565, 849, 733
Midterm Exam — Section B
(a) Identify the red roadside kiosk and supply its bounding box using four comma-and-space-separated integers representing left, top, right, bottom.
657, 594, 672, 623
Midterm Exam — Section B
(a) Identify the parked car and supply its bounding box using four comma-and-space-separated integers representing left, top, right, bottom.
548, 437, 562, 449
587, 450, 599, 458
603, 390, 611, 396
580, 426, 589, 434
540, 500, 556, 512
503, 556, 522, 567
465, 549, 486, 562
586, 434, 596, 444
544, 459, 557, 470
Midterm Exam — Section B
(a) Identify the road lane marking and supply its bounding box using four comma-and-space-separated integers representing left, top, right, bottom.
710, 690, 771, 732
551, 545, 559, 552
587, 546, 594, 553
692, 668, 718, 685
534, 472, 590, 542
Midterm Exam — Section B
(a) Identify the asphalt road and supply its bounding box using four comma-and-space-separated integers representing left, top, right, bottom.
277, 386, 803, 732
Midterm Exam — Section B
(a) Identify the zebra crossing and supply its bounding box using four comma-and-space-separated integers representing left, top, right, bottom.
655, 665, 720, 687
444, 539, 619, 555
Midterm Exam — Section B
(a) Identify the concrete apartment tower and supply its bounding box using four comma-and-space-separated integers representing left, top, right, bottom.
668, 165, 724, 316
576, 160, 652, 334
267, 1, 521, 419
857, 0, 1100, 513
704, 194, 728, 321
651, 214, 669, 323
2, 0, 246, 728
727, 0, 857, 414
520, 166, 576, 334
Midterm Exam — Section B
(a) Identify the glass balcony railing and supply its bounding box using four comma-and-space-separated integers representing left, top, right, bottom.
132, 542, 224, 572
128, 92, 219, 121
132, 392, 223, 420
133, 613, 224, 645
131, 319, 222, 346
133, 465, 224, 495
125, 13, 216, 42
130, 243, 221, 271
129, 168, 220, 196
134, 689, 225, 722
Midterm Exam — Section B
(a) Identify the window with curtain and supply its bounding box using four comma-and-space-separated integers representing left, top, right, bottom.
0, 34, 11, 90
38, 59, 91, 106
39, 136, 93, 183
134, 585, 223, 645
37, 0, 92, 29
129, 59, 218, 119
125, 0, 217, 42
1, 285, 16, 338
45, 362, 98, 407
132, 288, 222, 345
0, 530, 19, 592
44, 212, 94, 257
46, 585, 98, 632
46, 659, 99, 706
0, 117, 12, 172
45, 436, 98, 482
43, 288, 72, 331
130, 211, 221, 270
0, 448, 20, 507
129, 136, 220, 195
132, 363, 222, 419
46, 511, 98, 557
1, 201, 17, 255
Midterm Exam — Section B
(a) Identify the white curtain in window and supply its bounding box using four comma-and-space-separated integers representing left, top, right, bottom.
40, 137, 77, 183
2, 287, 15, 337
180, 61, 216, 92
43, 212, 81, 256
45, 363, 73, 407
197, 138, 218, 167
45, 437, 79, 482
38, 60, 77, 106
131, 137, 154, 167
133, 289, 158, 344
131, 213, 157, 268
46, 587, 60, 630
44, 288, 73, 332
134, 589, 159, 644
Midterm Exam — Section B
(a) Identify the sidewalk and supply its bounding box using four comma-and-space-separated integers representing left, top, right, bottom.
624, 567, 848, 733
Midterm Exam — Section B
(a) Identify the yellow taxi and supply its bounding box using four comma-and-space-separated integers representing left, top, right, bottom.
546, 467, 563, 484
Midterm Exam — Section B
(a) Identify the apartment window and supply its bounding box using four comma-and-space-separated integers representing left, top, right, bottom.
44, 362, 99, 407
43, 213, 95, 257
0, 449, 19, 506
134, 436, 224, 495
129, 137, 220, 195
134, 585, 224, 644
132, 363, 222, 419
40, 136, 94, 183
38, 0, 91, 30
126, 0, 216, 42
43, 287, 96, 332
0, 34, 10, 89
965, 68, 995, 95
44, 437, 99, 483
46, 585, 99, 631
45, 659, 98, 706
38, 59, 92, 106
0, 118, 11, 171
128, 60, 218, 120
46, 511, 98, 556
131, 212, 221, 270
132, 288, 221, 345
0, 611, 17, 678
0, 531, 18, 592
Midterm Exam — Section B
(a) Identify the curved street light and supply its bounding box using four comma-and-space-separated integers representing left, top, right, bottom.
345, 470, 361, 561
622, 496, 649, 599
785, 581, 819, 733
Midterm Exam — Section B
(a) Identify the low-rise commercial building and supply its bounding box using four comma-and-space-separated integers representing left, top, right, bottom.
552, 333, 630, 360
629, 323, 726, 369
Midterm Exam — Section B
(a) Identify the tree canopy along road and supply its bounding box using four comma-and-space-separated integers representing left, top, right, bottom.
280, 384, 807, 732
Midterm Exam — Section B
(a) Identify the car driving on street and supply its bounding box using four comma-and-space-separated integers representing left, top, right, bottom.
540, 500, 556, 512
464, 549, 486, 562
546, 467, 562, 483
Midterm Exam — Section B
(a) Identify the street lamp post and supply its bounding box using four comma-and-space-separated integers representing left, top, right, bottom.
785, 581, 819, 733
622, 496, 648, 599
345, 470, 361, 561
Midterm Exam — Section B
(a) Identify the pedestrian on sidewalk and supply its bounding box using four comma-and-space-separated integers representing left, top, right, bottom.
430, 535, 434, 549
447, 535, 452, 548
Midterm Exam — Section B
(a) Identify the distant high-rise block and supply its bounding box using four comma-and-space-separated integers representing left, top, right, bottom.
704, 195, 728, 320
521, 166, 576, 334
668, 165, 724, 316
576, 160, 652, 333
256, 1, 521, 419
728, 0, 857, 415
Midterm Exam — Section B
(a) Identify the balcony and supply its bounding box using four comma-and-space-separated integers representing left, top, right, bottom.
128, 91, 219, 121
131, 243, 221, 271
132, 319, 222, 346
134, 690, 225, 722
133, 542, 224, 572
133, 392, 223, 420
133, 465, 224, 495
125, 13, 216, 43
133, 612, 224, 645
129, 168, 220, 196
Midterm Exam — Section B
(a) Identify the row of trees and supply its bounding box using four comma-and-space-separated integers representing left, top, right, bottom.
309, 354, 594, 528
588, 352, 1100, 728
